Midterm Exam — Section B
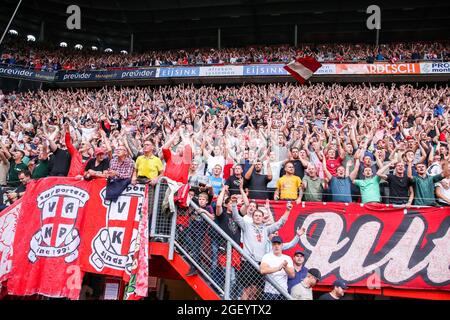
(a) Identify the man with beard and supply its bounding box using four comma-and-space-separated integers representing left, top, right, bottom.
274, 161, 302, 203
226, 163, 245, 196
244, 159, 272, 199
319, 280, 348, 300
279, 147, 309, 179
301, 163, 326, 202
323, 155, 359, 203
377, 160, 414, 206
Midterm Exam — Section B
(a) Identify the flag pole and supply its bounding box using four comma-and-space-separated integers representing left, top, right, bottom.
0, 0, 23, 47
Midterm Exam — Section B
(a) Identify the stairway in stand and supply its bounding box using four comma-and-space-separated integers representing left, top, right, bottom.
149, 241, 221, 300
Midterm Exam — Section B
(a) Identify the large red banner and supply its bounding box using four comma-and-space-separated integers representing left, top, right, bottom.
6, 177, 146, 299
7, 178, 91, 299
79, 182, 145, 282
262, 201, 450, 292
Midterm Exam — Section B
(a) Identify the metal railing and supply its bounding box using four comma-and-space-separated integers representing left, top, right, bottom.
149, 177, 293, 300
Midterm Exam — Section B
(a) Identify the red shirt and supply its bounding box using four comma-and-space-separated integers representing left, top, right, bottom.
162, 145, 192, 184
326, 156, 343, 176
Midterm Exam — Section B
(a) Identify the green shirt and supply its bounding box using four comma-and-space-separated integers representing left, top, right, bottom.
412, 174, 443, 206
7, 159, 28, 187
354, 176, 381, 204
302, 176, 324, 202
32, 159, 49, 179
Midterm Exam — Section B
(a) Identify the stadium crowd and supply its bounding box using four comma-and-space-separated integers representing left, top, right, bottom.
0, 82, 448, 299
1, 39, 449, 71
1, 82, 449, 205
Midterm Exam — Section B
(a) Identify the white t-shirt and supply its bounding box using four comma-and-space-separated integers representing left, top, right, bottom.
261, 252, 293, 294
264, 160, 283, 188
80, 127, 97, 141
436, 180, 450, 204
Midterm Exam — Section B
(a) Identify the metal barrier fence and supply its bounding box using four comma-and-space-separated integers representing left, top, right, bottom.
149, 177, 293, 300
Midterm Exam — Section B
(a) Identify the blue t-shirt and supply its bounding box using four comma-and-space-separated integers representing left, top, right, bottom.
330, 177, 353, 203
288, 266, 309, 294
209, 175, 224, 196
434, 105, 444, 117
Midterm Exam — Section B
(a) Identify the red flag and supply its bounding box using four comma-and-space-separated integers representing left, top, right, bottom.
79, 182, 145, 282
284, 56, 322, 83
7, 178, 91, 299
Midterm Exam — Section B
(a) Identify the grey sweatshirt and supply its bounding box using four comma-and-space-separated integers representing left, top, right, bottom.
232, 204, 288, 262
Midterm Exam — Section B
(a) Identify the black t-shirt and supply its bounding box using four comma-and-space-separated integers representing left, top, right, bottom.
387, 174, 412, 204
216, 210, 241, 244
319, 293, 340, 300
245, 172, 270, 200
280, 159, 305, 179
84, 157, 110, 173
15, 183, 27, 194
225, 175, 242, 196
48, 148, 71, 176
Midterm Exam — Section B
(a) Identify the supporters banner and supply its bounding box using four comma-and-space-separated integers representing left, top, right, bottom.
263, 201, 450, 291
335, 63, 421, 75
199, 65, 243, 77
7, 178, 90, 299
80, 182, 145, 282
0, 201, 21, 284
0, 65, 56, 82
420, 62, 450, 74
6, 177, 146, 299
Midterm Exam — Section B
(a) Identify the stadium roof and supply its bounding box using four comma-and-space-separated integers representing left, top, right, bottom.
1, 0, 449, 52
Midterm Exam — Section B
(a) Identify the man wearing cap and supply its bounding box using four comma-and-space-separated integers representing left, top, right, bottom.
319, 280, 348, 300
291, 268, 321, 300
260, 235, 295, 300
132, 140, 163, 185
82, 147, 110, 180
287, 250, 309, 295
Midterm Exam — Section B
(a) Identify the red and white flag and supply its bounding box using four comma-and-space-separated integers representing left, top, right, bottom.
284, 56, 322, 84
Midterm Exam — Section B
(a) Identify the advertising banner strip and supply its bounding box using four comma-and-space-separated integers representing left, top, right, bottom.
57, 68, 157, 81
1, 63, 449, 83
198, 65, 243, 77
335, 63, 421, 75
420, 62, 450, 74
0, 66, 56, 81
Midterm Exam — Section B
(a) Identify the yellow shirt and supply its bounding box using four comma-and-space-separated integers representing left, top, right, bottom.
135, 155, 163, 179
276, 175, 302, 200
